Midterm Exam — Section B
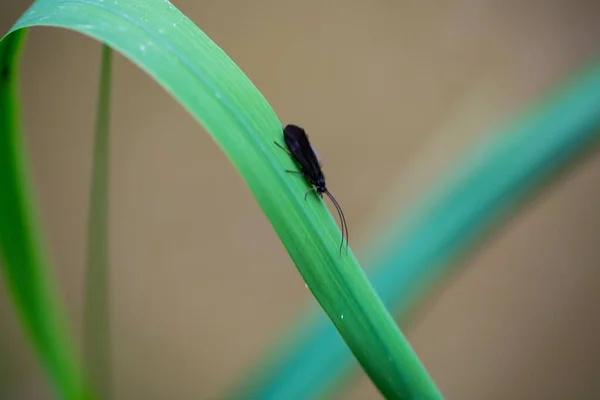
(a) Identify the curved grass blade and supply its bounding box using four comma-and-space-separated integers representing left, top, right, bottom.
2, 1, 441, 398
0, 30, 93, 400
226, 57, 600, 399
83, 44, 112, 399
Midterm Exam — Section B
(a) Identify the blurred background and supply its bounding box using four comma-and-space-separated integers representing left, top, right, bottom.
1, 1, 600, 399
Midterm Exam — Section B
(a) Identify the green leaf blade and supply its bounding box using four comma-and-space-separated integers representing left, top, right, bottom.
0, 29, 92, 400
229, 56, 600, 400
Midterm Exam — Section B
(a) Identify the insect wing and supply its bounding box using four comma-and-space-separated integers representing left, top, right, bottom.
283, 125, 323, 182
310, 144, 323, 167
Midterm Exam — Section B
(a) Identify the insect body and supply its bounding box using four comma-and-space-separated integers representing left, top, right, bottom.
275, 124, 349, 254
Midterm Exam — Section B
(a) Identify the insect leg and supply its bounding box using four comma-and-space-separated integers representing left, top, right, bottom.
277, 143, 305, 179
304, 187, 319, 201
274, 141, 292, 155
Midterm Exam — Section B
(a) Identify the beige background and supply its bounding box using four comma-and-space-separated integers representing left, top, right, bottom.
2, 1, 600, 399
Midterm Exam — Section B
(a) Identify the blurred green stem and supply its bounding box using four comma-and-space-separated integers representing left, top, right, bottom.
83, 44, 112, 399
0, 29, 92, 400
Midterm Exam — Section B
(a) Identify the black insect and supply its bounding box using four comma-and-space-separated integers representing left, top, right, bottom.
275, 124, 349, 255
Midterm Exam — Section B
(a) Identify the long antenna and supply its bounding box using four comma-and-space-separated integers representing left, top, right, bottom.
324, 190, 349, 255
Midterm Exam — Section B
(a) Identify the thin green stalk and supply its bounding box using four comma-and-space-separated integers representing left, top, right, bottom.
0, 29, 92, 400
83, 43, 112, 399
